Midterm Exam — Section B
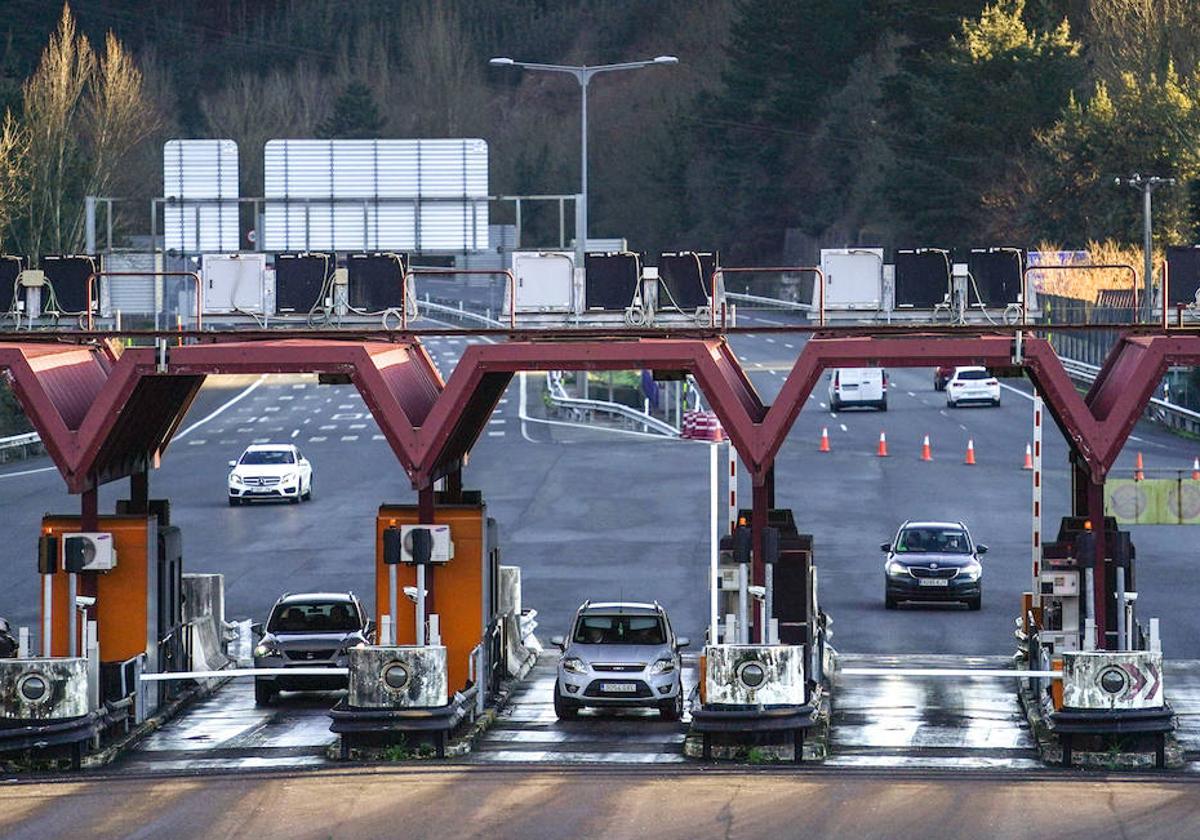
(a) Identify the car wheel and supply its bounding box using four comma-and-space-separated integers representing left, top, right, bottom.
830, 399, 840, 412
885, 594, 898, 610
302, 480, 312, 501
553, 680, 578, 720
878, 401, 888, 412
658, 685, 684, 721
228, 497, 240, 507
993, 398, 1001, 407
289, 494, 300, 504
254, 679, 275, 706
966, 596, 982, 611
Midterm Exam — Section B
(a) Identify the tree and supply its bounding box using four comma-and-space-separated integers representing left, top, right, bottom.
0, 111, 28, 250
881, 0, 1081, 246
317, 81, 385, 139
9, 3, 157, 256
1031, 64, 1200, 246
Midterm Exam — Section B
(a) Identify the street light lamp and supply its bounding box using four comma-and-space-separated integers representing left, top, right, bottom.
1115, 173, 1176, 321
489, 55, 679, 260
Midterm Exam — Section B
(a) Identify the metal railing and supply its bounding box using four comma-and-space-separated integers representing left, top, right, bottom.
545, 373, 679, 437
86, 271, 203, 331
710, 267, 825, 328
403, 269, 515, 330
0, 431, 42, 462
1022, 262, 1138, 325
1059, 356, 1200, 433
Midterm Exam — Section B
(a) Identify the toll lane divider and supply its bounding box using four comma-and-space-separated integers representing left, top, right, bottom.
840, 667, 1061, 679
141, 668, 349, 681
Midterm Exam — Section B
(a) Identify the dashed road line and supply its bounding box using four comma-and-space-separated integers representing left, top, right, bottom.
839, 424, 848, 432
340, 435, 359, 442
319, 425, 337, 430
487, 431, 505, 437
291, 430, 300, 439
784, 343, 795, 349
308, 436, 327, 442
349, 423, 367, 429
187, 439, 206, 446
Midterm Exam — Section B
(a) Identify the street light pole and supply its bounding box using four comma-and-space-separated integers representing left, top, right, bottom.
489, 55, 678, 263
1115, 173, 1175, 321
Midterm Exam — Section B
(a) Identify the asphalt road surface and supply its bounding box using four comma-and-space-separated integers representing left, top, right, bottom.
0, 315, 1197, 660
1, 764, 1198, 839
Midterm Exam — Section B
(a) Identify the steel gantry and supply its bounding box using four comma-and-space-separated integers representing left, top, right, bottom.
2, 326, 1199, 649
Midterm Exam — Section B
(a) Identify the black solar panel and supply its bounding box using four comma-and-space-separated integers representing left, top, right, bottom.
274, 253, 333, 314
0, 256, 23, 314
41, 255, 99, 314
347, 252, 406, 312
894, 249, 951, 308
584, 252, 641, 311
1166, 246, 1200, 307
658, 251, 718, 310
966, 248, 1025, 307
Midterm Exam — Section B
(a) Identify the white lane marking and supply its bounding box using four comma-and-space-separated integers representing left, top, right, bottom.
176, 376, 267, 440
219, 439, 235, 445
939, 410, 948, 417
999, 382, 1034, 402
770, 370, 779, 376
266, 427, 284, 432
340, 435, 359, 442
765, 338, 776, 344
487, 431, 506, 437
319, 425, 337, 430
448, 339, 461, 345
959, 424, 967, 431
349, 423, 367, 429
332, 412, 364, 420
752, 317, 784, 325
0, 465, 57, 479
236, 427, 253, 433
907, 391, 915, 397
1129, 435, 1144, 442
839, 424, 848, 432
338, 404, 355, 409
808, 394, 814, 400
308, 436, 327, 442
819, 402, 827, 409
292, 384, 307, 390
372, 434, 385, 441
490, 418, 507, 425
187, 440, 206, 446
303, 419, 311, 425
291, 430, 300, 439
244, 417, 257, 424
831, 412, 838, 419
279, 395, 294, 401
252, 438, 269, 443
784, 343, 795, 349
739, 355, 749, 362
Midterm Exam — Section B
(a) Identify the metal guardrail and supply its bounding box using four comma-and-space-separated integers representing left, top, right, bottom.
726, 291, 813, 312
1059, 357, 1200, 432
545, 373, 679, 437
0, 431, 42, 463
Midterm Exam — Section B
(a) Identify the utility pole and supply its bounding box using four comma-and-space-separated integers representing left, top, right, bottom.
1115, 173, 1175, 322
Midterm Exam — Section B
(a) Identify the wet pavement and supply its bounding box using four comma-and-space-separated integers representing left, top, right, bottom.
469, 661, 696, 764
115, 681, 337, 774
829, 654, 1041, 770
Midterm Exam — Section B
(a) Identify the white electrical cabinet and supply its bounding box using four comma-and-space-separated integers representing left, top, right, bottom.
820, 248, 884, 310
201, 253, 267, 314
508, 251, 575, 313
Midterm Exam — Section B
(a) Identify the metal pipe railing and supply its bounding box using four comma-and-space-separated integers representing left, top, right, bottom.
86, 271, 203, 331
402, 268, 516, 330
1021, 263, 1138, 325
710, 266, 825, 328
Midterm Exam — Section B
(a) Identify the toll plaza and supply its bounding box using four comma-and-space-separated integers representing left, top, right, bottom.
0, 303, 1196, 770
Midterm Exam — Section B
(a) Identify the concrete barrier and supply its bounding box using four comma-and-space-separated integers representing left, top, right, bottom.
0, 658, 90, 720
181, 574, 231, 674
1062, 650, 1164, 710
704, 645, 806, 706
349, 646, 447, 709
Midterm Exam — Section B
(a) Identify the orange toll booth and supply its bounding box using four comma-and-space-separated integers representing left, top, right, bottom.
40, 515, 180, 666
374, 501, 498, 699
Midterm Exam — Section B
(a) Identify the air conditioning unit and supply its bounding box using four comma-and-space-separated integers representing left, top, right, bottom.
704, 644, 806, 706
0, 658, 90, 720
348, 645, 447, 708
62, 532, 117, 573
400, 525, 453, 564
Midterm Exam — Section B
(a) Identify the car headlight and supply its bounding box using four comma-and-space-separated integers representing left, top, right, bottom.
230, 474, 243, 485
282, 473, 297, 484
959, 562, 982, 581
254, 642, 278, 658
649, 658, 675, 675
561, 657, 587, 675
886, 560, 908, 577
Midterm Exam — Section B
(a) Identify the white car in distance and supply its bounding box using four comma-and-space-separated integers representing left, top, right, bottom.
228, 444, 313, 506
945, 366, 1001, 408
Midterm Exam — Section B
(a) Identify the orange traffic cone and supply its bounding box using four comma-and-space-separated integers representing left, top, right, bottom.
965, 439, 976, 465
921, 434, 932, 462
1135, 451, 1145, 481
1022, 443, 1034, 470
819, 427, 831, 453
877, 431, 889, 457
1192, 457, 1200, 481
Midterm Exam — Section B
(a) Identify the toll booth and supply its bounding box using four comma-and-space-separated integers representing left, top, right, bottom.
371, 497, 501, 700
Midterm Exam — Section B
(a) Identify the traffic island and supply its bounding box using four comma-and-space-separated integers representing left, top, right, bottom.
1019, 650, 1182, 769
683, 644, 830, 763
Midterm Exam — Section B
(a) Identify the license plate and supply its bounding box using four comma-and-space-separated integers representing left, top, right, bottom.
600, 682, 637, 693
919, 578, 949, 587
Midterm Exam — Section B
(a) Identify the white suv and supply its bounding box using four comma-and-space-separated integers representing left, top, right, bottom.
228, 444, 313, 505
945, 367, 1001, 408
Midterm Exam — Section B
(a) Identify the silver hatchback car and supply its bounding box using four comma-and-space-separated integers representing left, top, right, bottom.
551, 601, 689, 720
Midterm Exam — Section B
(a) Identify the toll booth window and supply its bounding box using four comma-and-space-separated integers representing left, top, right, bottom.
896, 528, 971, 554
573, 615, 666, 645
240, 450, 296, 465
268, 602, 361, 633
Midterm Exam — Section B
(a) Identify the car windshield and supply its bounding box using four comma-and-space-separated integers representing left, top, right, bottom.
268, 601, 360, 633
573, 614, 666, 645
241, 450, 295, 465
957, 369, 990, 380
895, 527, 971, 554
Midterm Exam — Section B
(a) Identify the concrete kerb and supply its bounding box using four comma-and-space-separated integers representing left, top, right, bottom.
1015, 671, 1185, 770
681, 684, 831, 763
328, 653, 540, 762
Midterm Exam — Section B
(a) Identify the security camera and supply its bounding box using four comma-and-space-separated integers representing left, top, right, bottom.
74, 595, 96, 608
403, 586, 428, 603
748, 585, 766, 599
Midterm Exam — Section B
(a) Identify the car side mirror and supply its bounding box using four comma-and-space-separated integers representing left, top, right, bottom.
251, 622, 264, 637
363, 619, 375, 640
550, 635, 565, 650
228, 460, 237, 468
675, 637, 690, 650
880, 542, 891, 552
977, 545, 989, 555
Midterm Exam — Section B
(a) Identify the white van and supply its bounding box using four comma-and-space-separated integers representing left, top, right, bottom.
827, 367, 888, 412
